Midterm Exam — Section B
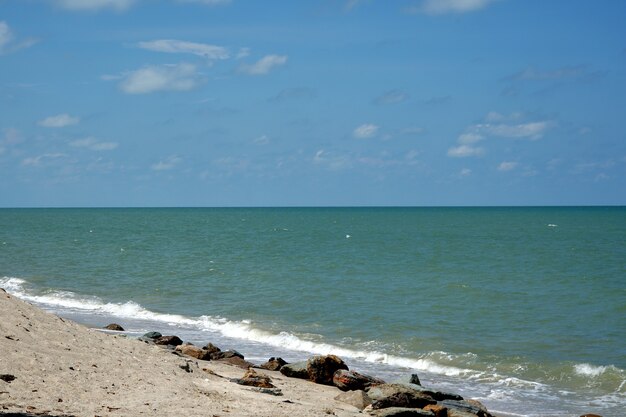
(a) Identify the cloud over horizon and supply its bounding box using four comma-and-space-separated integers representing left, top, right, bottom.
239, 55, 288, 75
137, 40, 230, 60
38, 114, 80, 128
408, 0, 500, 15
353, 123, 379, 139
0, 21, 38, 55
117, 63, 202, 94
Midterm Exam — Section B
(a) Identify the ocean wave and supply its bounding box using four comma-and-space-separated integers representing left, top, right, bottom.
574, 363, 609, 377
2, 275, 625, 398
0, 275, 475, 378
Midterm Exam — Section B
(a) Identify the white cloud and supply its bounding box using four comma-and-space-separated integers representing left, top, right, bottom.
38, 113, 80, 128
253, 134, 270, 145
152, 155, 182, 171
410, 0, 499, 15
239, 55, 288, 75
313, 149, 351, 170
448, 112, 550, 158
479, 121, 550, 140
497, 161, 518, 171
457, 132, 484, 144
54, 0, 136, 11
137, 40, 229, 60
118, 63, 202, 94
70, 137, 118, 151
460, 168, 472, 176
0, 21, 37, 55
447, 145, 484, 158
353, 123, 379, 139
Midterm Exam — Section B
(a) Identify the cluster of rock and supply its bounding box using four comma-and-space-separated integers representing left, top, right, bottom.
102, 324, 601, 417
277, 355, 493, 417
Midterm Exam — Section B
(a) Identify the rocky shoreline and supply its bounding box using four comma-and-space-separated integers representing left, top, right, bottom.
0, 289, 604, 417
128, 326, 491, 417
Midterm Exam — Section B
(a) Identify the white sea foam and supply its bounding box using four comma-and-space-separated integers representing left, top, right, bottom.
1, 275, 474, 378
574, 363, 608, 377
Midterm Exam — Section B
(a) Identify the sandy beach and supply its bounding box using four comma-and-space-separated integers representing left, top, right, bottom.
0, 288, 366, 417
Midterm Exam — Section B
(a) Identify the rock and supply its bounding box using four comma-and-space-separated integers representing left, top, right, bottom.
154, 335, 183, 346
210, 349, 244, 360
259, 357, 287, 371
0, 374, 16, 383
392, 379, 463, 402
441, 400, 491, 417
179, 361, 193, 373
333, 369, 385, 391
104, 323, 124, 331
410, 374, 421, 386
215, 356, 256, 369
372, 407, 435, 417
334, 390, 372, 410
424, 404, 448, 417
306, 354, 349, 385
253, 387, 284, 396
280, 361, 309, 379
175, 344, 211, 360
580, 415, 603, 417
202, 342, 221, 355
232, 369, 275, 388
367, 384, 436, 410
465, 400, 489, 415
143, 331, 162, 339
371, 391, 437, 410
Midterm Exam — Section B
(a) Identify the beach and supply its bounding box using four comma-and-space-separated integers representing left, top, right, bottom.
0, 288, 368, 416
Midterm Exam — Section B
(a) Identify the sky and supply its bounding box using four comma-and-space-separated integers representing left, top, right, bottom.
1, 0, 625, 207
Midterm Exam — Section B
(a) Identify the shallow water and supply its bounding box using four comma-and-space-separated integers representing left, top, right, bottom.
1, 207, 624, 416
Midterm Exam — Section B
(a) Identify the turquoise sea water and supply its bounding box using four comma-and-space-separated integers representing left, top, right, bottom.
1, 207, 624, 416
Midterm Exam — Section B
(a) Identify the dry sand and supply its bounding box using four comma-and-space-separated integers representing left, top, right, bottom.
0, 288, 363, 416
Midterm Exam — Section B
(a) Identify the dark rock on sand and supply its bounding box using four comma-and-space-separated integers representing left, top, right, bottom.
333, 369, 385, 391
215, 356, 256, 369
202, 342, 221, 355
0, 374, 16, 383
280, 361, 309, 379
306, 354, 349, 385
372, 407, 435, 417
232, 368, 275, 388
175, 344, 212, 360
154, 335, 183, 346
334, 390, 372, 410
367, 384, 436, 409
104, 323, 124, 331
143, 331, 162, 339
210, 349, 244, 360
259, 357, 287, 371
371, 391, 436, 410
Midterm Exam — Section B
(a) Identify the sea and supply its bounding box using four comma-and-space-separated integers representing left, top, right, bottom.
0, 207, 624, 417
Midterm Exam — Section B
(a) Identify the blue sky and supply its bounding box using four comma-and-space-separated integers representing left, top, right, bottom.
1, 0, 625, 207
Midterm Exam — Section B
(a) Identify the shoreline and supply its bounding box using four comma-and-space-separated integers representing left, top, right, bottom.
0, 288, 513, 417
